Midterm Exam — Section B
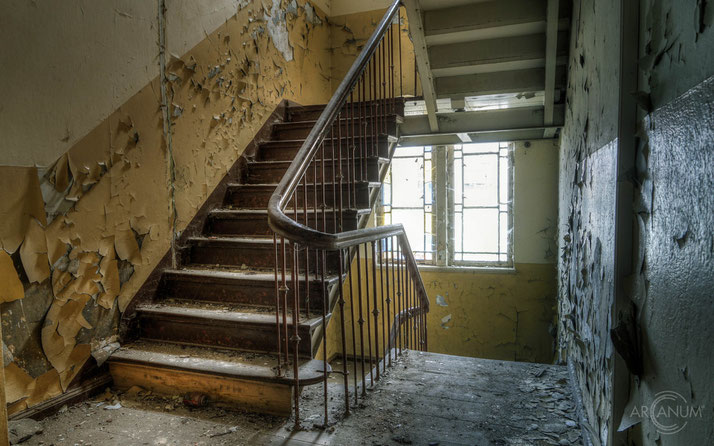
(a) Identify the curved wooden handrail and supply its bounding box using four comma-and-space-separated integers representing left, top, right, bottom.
267, 0, 401, 247
266, 0, 428, 312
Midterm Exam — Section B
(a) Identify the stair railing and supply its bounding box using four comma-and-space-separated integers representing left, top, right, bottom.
267, 0, 429, 429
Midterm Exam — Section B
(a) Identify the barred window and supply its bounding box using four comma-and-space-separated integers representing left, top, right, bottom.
381, 142, 513, 267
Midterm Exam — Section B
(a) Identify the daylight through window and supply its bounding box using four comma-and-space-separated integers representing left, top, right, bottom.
381, 142, 513, 267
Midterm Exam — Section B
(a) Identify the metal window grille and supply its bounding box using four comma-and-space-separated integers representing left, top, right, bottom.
381, 143, 513, 267
381, 146, 435, 263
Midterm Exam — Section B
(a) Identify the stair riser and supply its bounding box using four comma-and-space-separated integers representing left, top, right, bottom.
159, 273, 331, 309
138, 314, 313, 356
225, 184, 372, 209
258, 140, 390, 161
206, 213, 359, 237
272, 121, 397, 141
110, 363, 293, 416
244, 160, 382, 184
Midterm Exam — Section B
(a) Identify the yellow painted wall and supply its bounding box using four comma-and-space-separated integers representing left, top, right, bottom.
329, 8, 420, 98
1, 0, 331, 415
420, 264, 556, 362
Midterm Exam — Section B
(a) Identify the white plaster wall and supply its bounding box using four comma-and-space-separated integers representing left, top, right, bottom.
513, 139, 558, 265
0, 0, 278, 167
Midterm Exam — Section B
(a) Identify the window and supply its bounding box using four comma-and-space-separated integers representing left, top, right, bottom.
380, 142, 514, 267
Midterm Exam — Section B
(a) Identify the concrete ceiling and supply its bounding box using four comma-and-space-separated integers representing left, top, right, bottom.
401, 0, 571, 144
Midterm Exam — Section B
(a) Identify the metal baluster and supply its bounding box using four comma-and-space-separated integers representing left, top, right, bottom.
274, 233, 282, 374
390, 19, 395, 114
320, 248, 328, 426
352, 86, 358, 206
389, 236, 396, 364
331, 126, 337, 233
347, 248, 358, 405
364, 243, 374, 387
381, 35, 386, 137
303, 175, 310, 318
281, 237, 289, 363
291, 238, 301, 430
379, 239, 387, 373
399, 7, 403, 99
396, 241, 402, 355
355, 245, 366, 396
338, 249, 350, 415
371, 240, 380, 381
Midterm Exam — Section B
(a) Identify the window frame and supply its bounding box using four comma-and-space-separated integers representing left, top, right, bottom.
380, 142, 515, 269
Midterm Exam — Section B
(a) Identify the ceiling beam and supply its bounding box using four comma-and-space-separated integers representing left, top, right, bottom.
425, 0, 546, 34
399, 128, 560, 147
403, 0, 439, 132
429, 31, 569, 78
419, 0, 492, 11
425, 18, 570, 46
543, 0, 560, 138
435, 66, 567, 100
400, 105, 565, 136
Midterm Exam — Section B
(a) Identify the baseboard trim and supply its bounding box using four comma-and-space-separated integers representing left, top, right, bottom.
8, 372, 112, 421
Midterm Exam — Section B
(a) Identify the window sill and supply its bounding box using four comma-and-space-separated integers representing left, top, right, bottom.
416, 265, 516, 274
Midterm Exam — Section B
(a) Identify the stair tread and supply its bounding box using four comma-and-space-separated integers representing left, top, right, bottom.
110, 340, 328, 384
248, 157, 388, 166
136, 302, 323, 327
209, 208, 371, 216
275, 114, 403, 126
186, 236, 280, 245
261, 135, 396, 143
164, 267, 340, 283
226, 181, 381, 188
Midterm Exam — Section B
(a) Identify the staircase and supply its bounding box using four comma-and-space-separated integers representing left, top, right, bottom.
111, 1, 429, 424
108, 102, 403, 416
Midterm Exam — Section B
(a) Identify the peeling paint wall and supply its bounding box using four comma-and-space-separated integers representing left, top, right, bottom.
558, 0, 714, 445
631, 75, 714, 446
557, 0, 622, 443
329, 8, 420, 98
0, 0, 331, 414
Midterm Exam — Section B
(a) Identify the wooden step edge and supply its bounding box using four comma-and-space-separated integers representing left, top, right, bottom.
226, 181, 381, 189
184, 236, 279, 246
135, 303, 325, 329
163, 268, 341, 284
258, 134, 398, 147
208, 208, 371, 217
109, 347, 329, 386
246, 156, 390, 167
275, 114, 403, 127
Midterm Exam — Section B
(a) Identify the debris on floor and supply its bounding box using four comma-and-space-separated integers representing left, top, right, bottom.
17, 352, 582, 445
8, 418, 43, 445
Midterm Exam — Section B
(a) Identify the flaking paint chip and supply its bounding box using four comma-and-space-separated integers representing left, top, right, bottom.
0, 251, 24, 303
19, 218, 50, 283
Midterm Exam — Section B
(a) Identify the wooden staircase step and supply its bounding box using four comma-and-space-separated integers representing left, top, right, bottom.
109, 340, 329, 416
286, 101, 404, 122
256, 135, 396, 160
224, 181, 378, 209
205, 208, 368, 237
243, 157, 387, 184
272, 116, 400, 140
158, 267, 339, 309
135, 301, 323, 356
